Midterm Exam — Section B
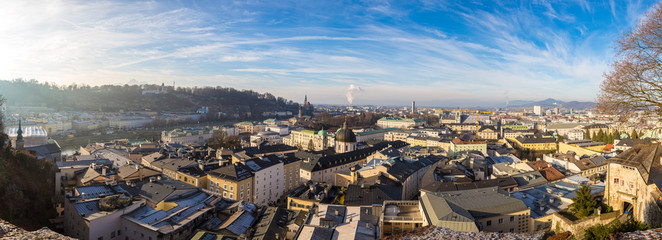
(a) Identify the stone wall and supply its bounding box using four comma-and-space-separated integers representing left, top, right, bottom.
551, 210, 619, 239
0, 219, 74, 239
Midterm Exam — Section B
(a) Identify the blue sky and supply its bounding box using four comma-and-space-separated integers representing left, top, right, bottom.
0, 0, 657, 106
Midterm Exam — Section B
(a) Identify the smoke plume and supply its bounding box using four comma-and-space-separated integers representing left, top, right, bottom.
346, 84, 362, 105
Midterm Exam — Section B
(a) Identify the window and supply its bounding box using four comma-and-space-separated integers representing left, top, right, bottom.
118, 230, 121, 236
486, 220, 492, 226
510, 228, 514, 233
111, 232, 115, 238
224, 184, 228, 190
510, 216, 514, 222
223, 192, 227, 197
498, 218, 503, 224
614, 178, 619, 184
230, 193, 234, 199
241, 185, 244, 191
99, 237, 103, 240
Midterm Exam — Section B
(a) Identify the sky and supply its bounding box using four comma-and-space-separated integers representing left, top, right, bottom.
0, 0, 657, 107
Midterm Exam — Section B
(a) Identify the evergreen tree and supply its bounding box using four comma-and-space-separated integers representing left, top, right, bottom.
571, 185, 597, 218
596, 129, 605, 142
631, 129, 639, 139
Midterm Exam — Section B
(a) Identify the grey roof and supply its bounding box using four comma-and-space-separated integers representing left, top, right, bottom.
510, 171, 548, 189
300, 141, 408, 172
56, 159, 112, 169
435, 187, 528, 218
587, 155, 607, 167
25, 143, 61, 155
208, 163, 253, 182
151, 157, 195, 171
344, 184, 402, 206
608, 144, 662, 188
139, 179, 198, 204
421, 177, 518, 193
515, 136, 556, 144
615, 138, 651, 147
75, 185, 116, 199
251, 207, 290, 240
218, 210, 255, 236
420, 193, 478, 232
72, 199, 101, 217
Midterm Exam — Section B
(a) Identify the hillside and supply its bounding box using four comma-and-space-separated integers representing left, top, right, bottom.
0, 149, 58, 230
0, 79, 301, 119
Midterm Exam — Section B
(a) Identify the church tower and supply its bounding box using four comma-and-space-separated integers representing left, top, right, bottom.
16, 119, 24, 150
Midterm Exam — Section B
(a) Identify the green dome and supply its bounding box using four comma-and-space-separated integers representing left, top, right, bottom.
620, 133, 629, 139
316, 129, 328, 136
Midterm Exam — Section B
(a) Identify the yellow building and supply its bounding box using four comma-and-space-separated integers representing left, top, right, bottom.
562, 140, 608, 153
511, 136, 557, 151
283, 129, 332, 151
558, 141, 601, 156
176, 164, 213, 189
234, 121, 266, 134
478, 126, 499, 140
207, 163, 254, 202
287, 197, 317, 212
283, 157, 301, 193
405, 136, 428, 147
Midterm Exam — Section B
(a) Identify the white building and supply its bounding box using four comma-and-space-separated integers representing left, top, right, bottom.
64, 186, 144, 240
161, 126, 214, 145
265, 125, 290, 135
245, 158, 285, 206
250, 132, 283, 146
376, 117, 425, 129
5, 125, 48, 148
533, 106, 542, 116
109, 117, 152, 129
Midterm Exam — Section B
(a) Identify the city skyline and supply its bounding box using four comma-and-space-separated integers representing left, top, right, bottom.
0, 0, 656, 106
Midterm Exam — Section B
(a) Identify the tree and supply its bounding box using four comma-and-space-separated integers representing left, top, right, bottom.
596, 129, 605, 142
0, 95, 5, 149
557, 135, 564, 142
307, 139, 314, 150
598, 3, 662, 118
631, 129, 639, 139
571, 185, 597, 218
224, 135, 241, 149
207, 131, 241, 149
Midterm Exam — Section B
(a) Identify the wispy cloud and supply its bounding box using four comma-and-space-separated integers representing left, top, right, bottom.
0, 0, 657, 106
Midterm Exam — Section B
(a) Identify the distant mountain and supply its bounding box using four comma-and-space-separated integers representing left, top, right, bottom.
507, 98, 594, 110
126, 79, 150, 85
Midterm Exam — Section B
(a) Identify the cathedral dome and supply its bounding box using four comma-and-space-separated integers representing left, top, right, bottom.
335, 121, 356, 143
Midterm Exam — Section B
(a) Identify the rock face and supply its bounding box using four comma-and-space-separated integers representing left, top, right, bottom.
383, 226, 545, 240
614, 228, 662, 240
0, 219, 74, 240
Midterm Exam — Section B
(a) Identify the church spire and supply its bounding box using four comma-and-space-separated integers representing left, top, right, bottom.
16, 119, 24, 150
17, 119, 23, 141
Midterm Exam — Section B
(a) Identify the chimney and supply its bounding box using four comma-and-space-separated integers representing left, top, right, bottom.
102, 167, 107, 176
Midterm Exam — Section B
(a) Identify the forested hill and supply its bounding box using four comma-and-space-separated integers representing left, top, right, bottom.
0, 79, 301, 116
